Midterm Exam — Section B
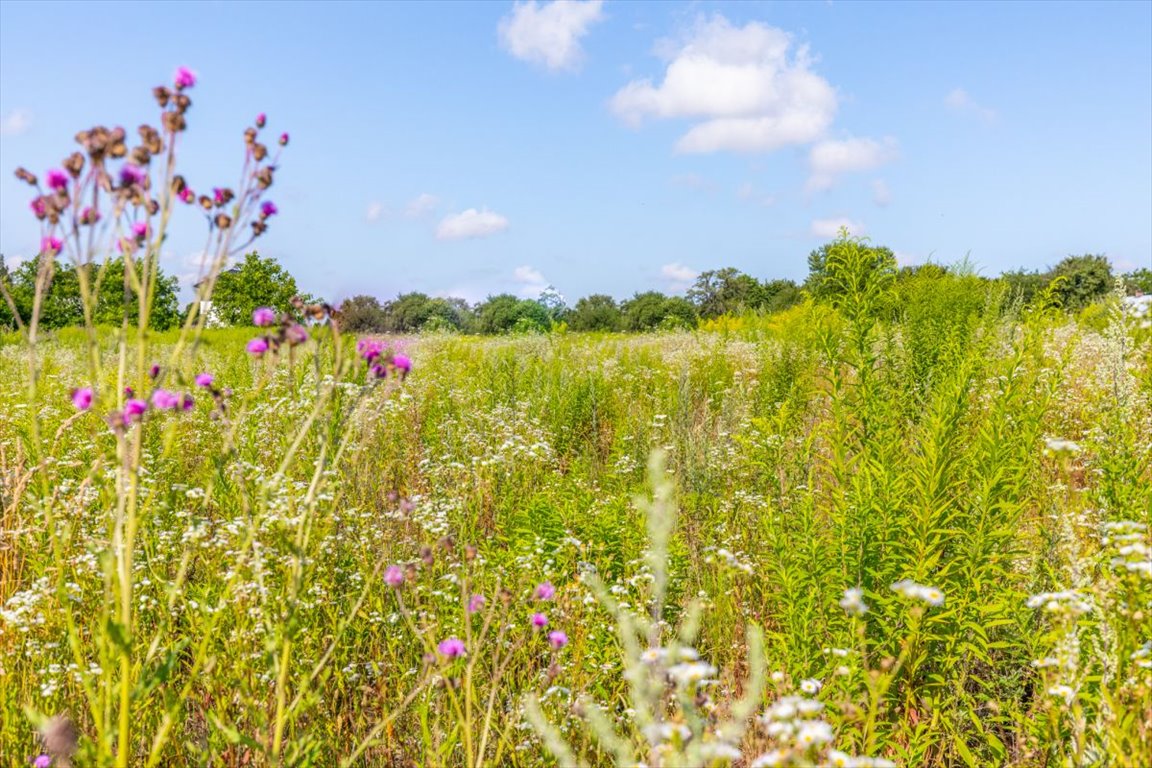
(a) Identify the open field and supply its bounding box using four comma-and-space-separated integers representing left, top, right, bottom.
2, 294, 1150, 766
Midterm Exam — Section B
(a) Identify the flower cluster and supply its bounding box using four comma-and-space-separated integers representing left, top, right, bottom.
356, 337, 412, 380
750, 690, 896, 767
246, 305, 312, 357
890, 579, 945, 607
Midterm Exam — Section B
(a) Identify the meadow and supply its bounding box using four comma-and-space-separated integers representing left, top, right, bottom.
1, 283, 1150, 766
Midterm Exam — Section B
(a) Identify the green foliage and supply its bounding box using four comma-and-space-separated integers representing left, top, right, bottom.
568, 293, 622, 331
210, 251, 301, 325
1124, 267, 1152, 294
1050, 253, 1113, 310
806, 232, 896, 305
337, 294, 388, 332
620, 290, 698, 331
474, 293, 550, 334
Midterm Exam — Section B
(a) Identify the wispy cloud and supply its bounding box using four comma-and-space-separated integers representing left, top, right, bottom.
806, 136, 898, 193
513, 265, 550, 297
661, 262, 698, 293
871, 179, 891, 207
405, 193, 440, 218
366, 201, 387, 223
945, 88, 997, 123
436, 208, 510, 240
0, 108, 32, 136
499, 0, 605, 72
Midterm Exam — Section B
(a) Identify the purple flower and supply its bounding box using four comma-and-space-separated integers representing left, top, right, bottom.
279, 132, 289, 146
246, 337, 269, 356
80, 206, 100, 224
41, 236, 63, 254
531, 612, 548, 628
392, 354, 412, 374
213, 187, 226, 205
195, 372, 214, 388
357, 338, 384, 362
384, 566, 404, 587
437, 637, 466, 658
286, 324, 309, 345
123, 398, 148, 424
260, 201, 278, 218
179, 188, 195, 204
132, 221, 149, 240
467, 594, 485, 614
33, 756, 52, 768
548, 630, 568, 649
149, 363, 161, 379
71, 387, 94, 411
534, 582, 555, 601
30, 197, 47, 218
370, 363, 387, 380
252, 307, 276, 327
151, 389, 180, 410
256, 112, 267, 128
46, 169, 69, 191
173, 66, 197, 89
119, 163, 147, 187
181, 394, 195, 411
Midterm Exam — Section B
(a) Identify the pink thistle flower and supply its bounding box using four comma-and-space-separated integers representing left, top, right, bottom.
357, 338, 384, 362
181, 394, 195, 411
392, 354, 412, 375
437, 637, 466, 658
151, 389, 180, 410
41, 236, 63, 254
33, 755, 52, 768
148, 363, 160, 379
548, 630, 568, 649
195, 373, 214, 388
286, 324, 309, 345
260, 200, 278, 218
534, 582, 555, 601
531, 612, 548, 628
173, 66, 197, 89
384, 566, 404, 588
256, 113, 267, 128
46, 169, 69, 191
80, 206, 100, 224
30, 197, 47, 218
71, 387, 94, 411
123, 398, 148, 424
179, 188, 195, 204
370, 363, 387, 380
246, 337, 269, 356
252, 307, 276, 327
213, 187, 226, 205
132, 221, 149, 241
279, 132, 289, 146
467, 594, 485, 614
119, 164, 147, 187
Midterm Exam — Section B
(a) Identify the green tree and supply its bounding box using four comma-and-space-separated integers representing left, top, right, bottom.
687, 268, 767, 318
999, 269, 1049, 306
806, 235, 897, 304
92, 257, 181, 330
569, 294, 621, 331
475, 294, 550, 334
761, 279, 803, 313
0, 255, 14, 329
537, 286, 569, 325
1124, 268, 1152, 295
209, 252, 300, 326
621, 291, 697, 331
338, 295, 388, 333
1050, 254, 1112, 310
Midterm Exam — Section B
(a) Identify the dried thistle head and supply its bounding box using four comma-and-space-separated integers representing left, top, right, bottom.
214, 213, 233, 229
14, 166, 38, 185
153, 85, 171, 107
62, 152, 84, 178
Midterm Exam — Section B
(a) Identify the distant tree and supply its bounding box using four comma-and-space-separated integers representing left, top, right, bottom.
537, 286, 569, 325
92, 257, 181, 330
1000, 269, 1049, 306
806, 236, 897, 303
386, 292, 437, 332
338, 295, 388, 333
0, 255, 14, 329
621, 291, 697, 331
688, 268, 767, 318
1050, 254, 1112, 310
1124, 268, 1152, 295
569, 294, 621, 331
210, 252, 300, 326
761, 279, 803, 313
475, 294, 549, 333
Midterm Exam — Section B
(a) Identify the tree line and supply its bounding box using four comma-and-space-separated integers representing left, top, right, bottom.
2, 240, 1149, 333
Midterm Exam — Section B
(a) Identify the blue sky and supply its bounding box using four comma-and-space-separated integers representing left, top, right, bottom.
1, 0, 1149, 304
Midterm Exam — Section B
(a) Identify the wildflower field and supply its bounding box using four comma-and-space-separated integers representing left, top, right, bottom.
1, 68, 1150, 768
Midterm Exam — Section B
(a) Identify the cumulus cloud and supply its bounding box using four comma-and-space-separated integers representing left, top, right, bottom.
405, 193, 440, 218
498, 0, 605, 72
806, 137, 898, 193
513, 265, 550, 298
611, 15, 837, 154
871, 179, 891, 207
661, 262, 698, 292
811, 217, 865, 239
945, 88, 997, 123
0, 108, 31, 136
436, 208, 510, 240
366, 201, 387, 223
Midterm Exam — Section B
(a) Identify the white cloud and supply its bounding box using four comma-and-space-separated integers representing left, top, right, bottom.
811, 217, 865, 239
661, 262, 698, 292
610, 15, 837, 154
945, 88, 997, 123
498, 0, 605, 72
436, 208, 510, 240
366, 201, 387, 223
871, 179, 891, 207
513, 265, 550, 297
806, 136, 898, 193
405, 193, 440, 218
0, 108, 31, 136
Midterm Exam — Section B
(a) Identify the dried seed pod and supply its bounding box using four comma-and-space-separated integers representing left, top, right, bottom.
153, 86, 171, 107
252, 142, 268, 162
214, 213, 233, 229
62, 152, 85, 178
